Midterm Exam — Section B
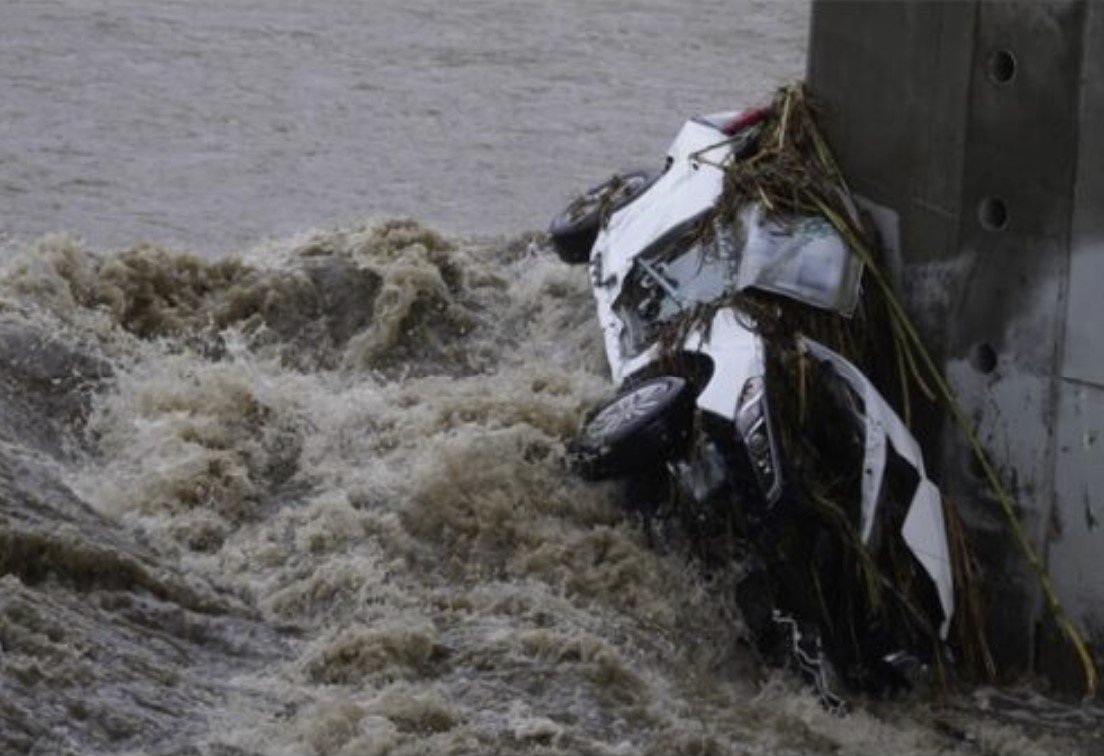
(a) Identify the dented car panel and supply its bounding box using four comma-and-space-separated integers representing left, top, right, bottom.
733, 203, 864, 316
554, 108, 956, 691
593, 117, 735, 381
802, 337, 955, 638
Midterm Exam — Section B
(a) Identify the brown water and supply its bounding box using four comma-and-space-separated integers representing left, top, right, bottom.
1, 2, 1101, 755
2, 224, 1100, 755
1, 0, 808, 254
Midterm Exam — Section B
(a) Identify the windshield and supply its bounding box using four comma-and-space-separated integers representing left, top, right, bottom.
612, 216, 739, 357
610, 203, 863, 359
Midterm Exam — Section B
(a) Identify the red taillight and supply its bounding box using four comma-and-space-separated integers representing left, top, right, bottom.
721, 105, 772, 136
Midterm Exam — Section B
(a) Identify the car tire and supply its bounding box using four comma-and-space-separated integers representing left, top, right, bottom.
549, 170, 658, 264
570, 375, 692, 480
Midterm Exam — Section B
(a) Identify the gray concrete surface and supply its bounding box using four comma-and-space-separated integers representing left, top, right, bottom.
807, 0, 1103, 690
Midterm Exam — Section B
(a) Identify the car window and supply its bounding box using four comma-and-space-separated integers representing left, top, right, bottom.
613, 214, 741, 357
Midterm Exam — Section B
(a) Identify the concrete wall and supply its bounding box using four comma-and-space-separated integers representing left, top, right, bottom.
1043, 0, 1104, 685
806, 0, 1102, 688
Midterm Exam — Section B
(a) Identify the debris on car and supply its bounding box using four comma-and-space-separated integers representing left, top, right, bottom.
549, 86, 994, 708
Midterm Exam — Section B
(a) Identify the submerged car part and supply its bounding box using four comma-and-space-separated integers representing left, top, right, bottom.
670, 439, 730, 505
772, 610, 849, 716
570, 375, 692, 480
801, 337, 954, 638
553, 106, 956, 697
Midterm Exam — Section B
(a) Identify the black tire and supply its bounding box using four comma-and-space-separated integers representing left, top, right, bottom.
570, 376, 692, 480
549, 170, 658, 264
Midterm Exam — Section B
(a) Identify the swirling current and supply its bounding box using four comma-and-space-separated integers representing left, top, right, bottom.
0, 223, 1099, 755
2, 1, 1102, 753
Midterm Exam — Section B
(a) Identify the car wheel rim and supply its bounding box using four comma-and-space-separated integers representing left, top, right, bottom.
587, 381, 671, 439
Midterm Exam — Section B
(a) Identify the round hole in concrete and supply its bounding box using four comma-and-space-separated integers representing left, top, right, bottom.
973, 343, 998, 374
987, 49, 1017, 84
978, 197, 1009, 231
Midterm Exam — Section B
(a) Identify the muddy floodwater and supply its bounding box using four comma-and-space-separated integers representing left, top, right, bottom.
1, 2, 1102, 755
2, 0, 808, 254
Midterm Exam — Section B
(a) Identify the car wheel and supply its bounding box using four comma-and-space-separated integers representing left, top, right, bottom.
570, 375, 692, 480
549, 170, 658, 264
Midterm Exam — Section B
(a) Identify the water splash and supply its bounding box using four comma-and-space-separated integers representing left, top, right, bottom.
0, 223, 1096, 755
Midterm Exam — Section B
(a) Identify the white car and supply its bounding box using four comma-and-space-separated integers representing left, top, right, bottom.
550, 109, 954, 701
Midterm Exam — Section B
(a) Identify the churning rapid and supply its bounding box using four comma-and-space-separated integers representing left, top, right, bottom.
0, 221, 1095, 755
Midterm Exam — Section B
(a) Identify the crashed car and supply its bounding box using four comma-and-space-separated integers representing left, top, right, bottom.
550, 109, 954, 705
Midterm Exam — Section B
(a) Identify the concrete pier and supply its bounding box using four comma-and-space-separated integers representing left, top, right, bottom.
806, 0, 1103, 689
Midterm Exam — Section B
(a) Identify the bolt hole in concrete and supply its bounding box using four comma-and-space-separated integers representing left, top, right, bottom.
987, 49, 1017, 84
978, 197, 1009, 231
974, 343, 998, 374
